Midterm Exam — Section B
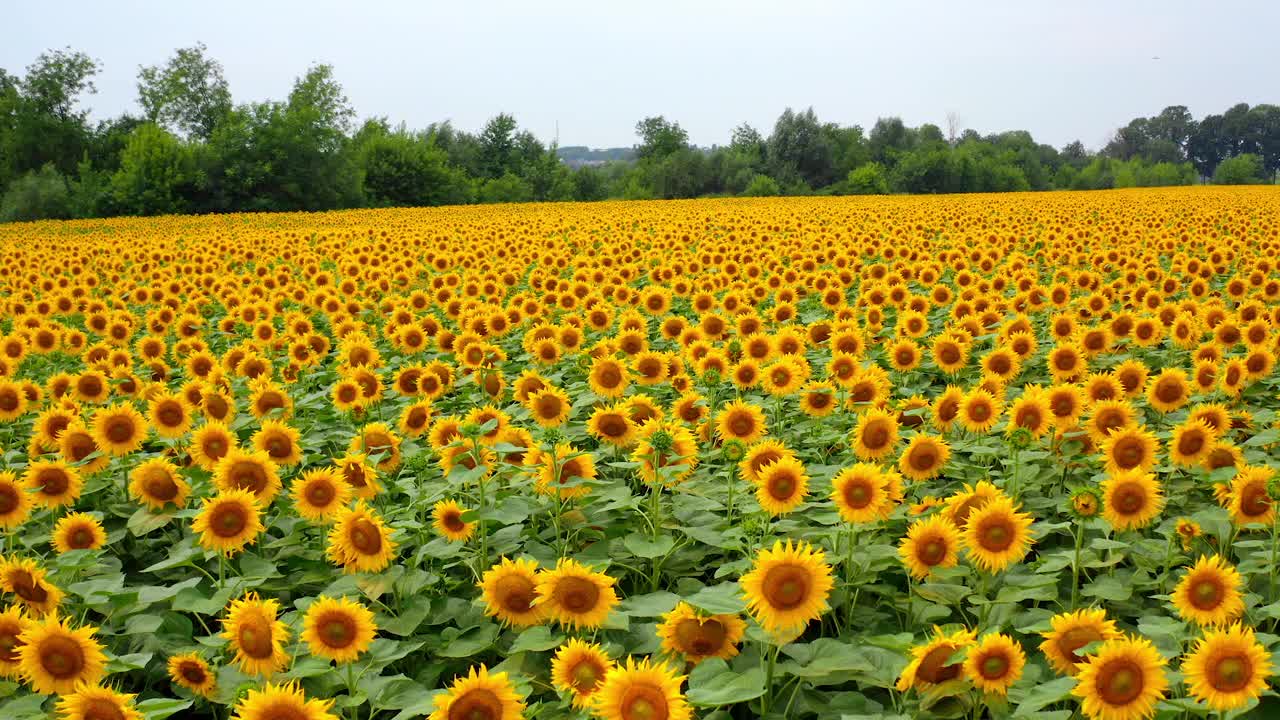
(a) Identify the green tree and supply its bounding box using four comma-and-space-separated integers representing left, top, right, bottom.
1213, 153, 1264, 184
137, 42, 232, 140
0, 164, 72, 221
1, 48, 100, 183
479, 173, 533, 203
741, 174, 780, 196
478, 113, 518, 179
845, 163, 889, 194
766, 107, 836, 188
356, 122, 473, 207
110, 123, 199, 215
634, 117, 689, 161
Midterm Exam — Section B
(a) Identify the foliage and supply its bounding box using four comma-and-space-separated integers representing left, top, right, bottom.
1213, 153, 1265, 185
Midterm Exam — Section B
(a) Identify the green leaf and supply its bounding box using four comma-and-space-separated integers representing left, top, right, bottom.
625, 533, 675, 559
1012, 676, 1077, 717
622, 591, 680, 618
128, 507, 176, 536
686, 583, 745, 615
508, 626, 565, 653
438, 625, 498, 658
686, 658, 767, 706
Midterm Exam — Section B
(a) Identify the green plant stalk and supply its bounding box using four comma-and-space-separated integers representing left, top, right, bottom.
1071, 521, 1084, 609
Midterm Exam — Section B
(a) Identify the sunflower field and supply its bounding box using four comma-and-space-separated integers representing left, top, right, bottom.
0, 187, 1279, 720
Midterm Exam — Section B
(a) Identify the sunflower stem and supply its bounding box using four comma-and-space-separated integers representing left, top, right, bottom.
1269, 513, 1279, 631
1071, 520, 1084, 609
762, 642, 781, 715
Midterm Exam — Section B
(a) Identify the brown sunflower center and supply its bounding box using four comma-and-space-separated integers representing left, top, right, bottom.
918, 539, 947, 566
38, 635, 85, 678
0, 485, 18, 513
1189, 578, 1225, 610
843, 481, 872, 509
1114, 484, 1146, 514
80, 697, 126, 720
320, 613, 356, 648
1209, 654, 1252, 692
143, 471, 179, 502
1098, 659, 1145, 705
442, 510, 466, 533
0, 625, 22, 662
179, 662, 207, 685
1178, 432, 1205, 456
305, 481, 336, 508
1057, 626, 1102, 664
104, 417, 135, 444
570, 659, 603, 692
1241, 484, 1271, 517
211, 503, 249, 538
348, 518, 383, 555
762, 564, 809, 610
36, 469, 70, 497
676, 618, 727, 656
862, 422, 890, 449
264, 434, 292, 459
728, 413, 754, 437
156, 402, 184, 427
916, 644, 963, 684
237, 618, 275, 659
619, 683, 670, 720
1155, 379, 1183, 404
980, 653, 1010, 679
0, 393, 17, 412
448, 688, 503, 720
909, 446, 938, 472
68, 526, 95, 549
766, 471, 798, 501
555, 577, 600, 614
227, 460, 269, 494
1113, 438, 1146, 470
597, 367, 622, 388
968, 402, 991, 422
495, 575, 535, 613
979, 521, 1014, 552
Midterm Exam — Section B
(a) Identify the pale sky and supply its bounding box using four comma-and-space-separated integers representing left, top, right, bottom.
6, 1, 1277, 151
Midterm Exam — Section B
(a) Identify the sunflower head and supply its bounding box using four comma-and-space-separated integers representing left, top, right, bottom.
433, 499, 475, 542
739, 539, 834, 637
963, 632, 1026, 695
897, 625, 978, 692
167, 652, 217, 697
429, 665, 525, 720
17, 613, 106, 694
1171, 555, 1244, 627
1183, 622, 1273, 712
535, 558, 619, 631
301, 595, 377, 664
657, 601, 747, 665
1072, 635, 1169, 720
551, 638, 615, 708
591, 656, 691, 720
478, 557, 545, 627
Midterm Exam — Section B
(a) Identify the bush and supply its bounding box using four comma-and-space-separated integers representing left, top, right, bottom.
478, 173, 533, 204
741, 174, 780, 197
0, 165, 72, 222
843, 162, 889, 195
1213, 154, 1265, 185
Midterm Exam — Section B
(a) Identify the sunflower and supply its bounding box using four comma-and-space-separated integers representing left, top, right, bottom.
830, 464, 899, 523
1168, 419, 1213, 467
536, 443, 597, 500
22, 460, 82, 509
1187, 403, 1231, 438
433, 499, 475, 542
657, 601, 746, 665
798, 381, 838, 417
896, 626, 977, 691
327, 501, 397, 573
1047, 343, 1085, 381
32, 406, 76, 450
526, 387, 571, 428
16, 614, 106, 694
1008, 389, 1052, 438
252, 418, 303, 467
89, 402, 147, 456
1072, 635, 1168, 720
1227, 465, 1274, 526
964, 632, 1025, 695
232, 682, 337, 720
0, 556, 63, 616
899, 516, 963, 579
214, 447, 282, 503
128, 457, 190, 510
753, 455, 809, 515
331, 377, 363, 412
1146, 367, 1190, 413
1100, 469, 1164, 531
587, 405, 637, 447
479, 557, 544, 627
1171, 555, 1244, 627
1100, 424, 1158, 474
168, 652, 217, 697
958, 388, 1003, 434
536, 558, 618, 630
715, 399, 767, 444
0, 471, 32, 529
551, 639, 615, 708
850, 407, 899, 461
898, 434, 950, 482
631, 420, 699, 486
761, 356, 805, 396
591, 656, 691, 720
188, 420, 236, 471
739, 540, 834, 635
931, 385, 965, 431
192, 490, 264, 556
349, 422, 402, 470
50, 512, 106, 553
932, 334, 970, 374
0, 604, 28, 679
147, 391, 191, 439
588, 357, 630, 398
941, 481, 1004, 529
290, 468, 352, 523
334, 453, 381, 500
0, 380, 28, 422
1182, 623, 1272, 712
221, 592, 291, 676
963, 497, 1034, 573
888, 338, 922, 372
301, 595, 377, 664
54, 684, 142, 720
1039, 608, 1121, 676
1085, 400, 1135, 443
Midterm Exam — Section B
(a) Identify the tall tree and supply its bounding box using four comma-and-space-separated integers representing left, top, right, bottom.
478, 113, 518, 179
634, 116, 689, 161
766, 107, 836, 189
136, 42, 232, 140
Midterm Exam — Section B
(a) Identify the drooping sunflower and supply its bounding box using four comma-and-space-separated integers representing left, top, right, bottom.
1100, 424, 1158, 475
1039, 608, 1122, 676
221, 592, 291, 677
50, 512, 107, 553
89, 402, 147, 456
850, 407, 900, 461
429, 665, 525, 720
1100, 469, 1164, 531
167, 652, 217, 697
753, 455, 809, 515
963, 496, 1034, 573
327, 501, 397, 573
1072, 635, 1168, 720
22, 460, 83, 509
963, 632, 1026, 695
551, 638, 615, 708
931, 385, 965, 431
896, 626, 977, 692
478, 557, 544, 627
1182, 622, 1272, 712
192, 490, 264, 556
188, 420, 236, 471
0, 604, 30, 678
231, 681, 337, 720
128, 457, 190, 510
252, 418, 303, 467
715, 399, 767, 444
536, 558, 619, 630
1170, 555, 1244, 627
1227, 465, 1274, 526
290, 468, 352, 523
899, 516, 963, 579
432, 499, 475, 542
16, 614, 106, 694
830, 464, 899, 523
591, 657, 691, 720
301, 595, 377, 664
739, 540, 834, 635
334, 453, 382, 500
348, 422, 402, 470
657, 601, 746, 665
0, 471, 33, 529
54, 684, 142, 720
898, 434, 950, 482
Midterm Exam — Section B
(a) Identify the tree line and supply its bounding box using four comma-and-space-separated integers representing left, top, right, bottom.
1, 45, 1276, 222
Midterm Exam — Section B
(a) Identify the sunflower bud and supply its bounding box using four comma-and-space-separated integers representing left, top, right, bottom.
1069, 487, 1100, 519
721, 439, 747, 463
648, 430, 676, 454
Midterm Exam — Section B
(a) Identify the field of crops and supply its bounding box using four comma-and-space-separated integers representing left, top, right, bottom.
0, 187, 1278, 720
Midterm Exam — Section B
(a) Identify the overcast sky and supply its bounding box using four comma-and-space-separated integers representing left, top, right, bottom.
6, 1, 1277, 151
